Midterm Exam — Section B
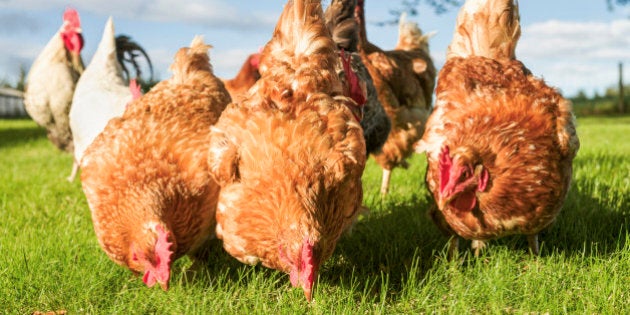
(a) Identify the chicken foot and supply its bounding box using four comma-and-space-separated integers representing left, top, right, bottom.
380, 168, 392, 195
527, 234, 539, 255
471, 239, 487, 257
67, 161, 79, 182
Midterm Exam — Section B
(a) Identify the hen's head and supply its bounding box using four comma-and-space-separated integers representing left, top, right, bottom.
61, 8, 84, 56
129, 223, 174, 290
279, 237, 321, 301
339, 49, 366, 120
438, 145, 490, 212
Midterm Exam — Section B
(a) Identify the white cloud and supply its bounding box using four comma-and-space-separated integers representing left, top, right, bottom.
517, 19, 630, 96
518, 19, 630, 60
1, 0, 277, 30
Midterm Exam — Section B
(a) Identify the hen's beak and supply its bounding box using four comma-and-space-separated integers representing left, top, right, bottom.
158, 279, 169, 291
438, 193, 455, 210
303, 286, 313, 302
438, 195, 447, 209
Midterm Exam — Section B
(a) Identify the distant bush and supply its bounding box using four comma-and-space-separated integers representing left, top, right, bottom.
570, 85, 629, 117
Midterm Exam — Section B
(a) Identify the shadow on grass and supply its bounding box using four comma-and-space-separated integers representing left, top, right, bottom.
182, 192, 447, 303
320, 192, 448, 300
0, 123, 46, 149
540, 154, 629, 256
179, 154, 629, 303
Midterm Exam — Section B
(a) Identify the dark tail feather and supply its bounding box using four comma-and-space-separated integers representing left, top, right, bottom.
115, 34, 154, 84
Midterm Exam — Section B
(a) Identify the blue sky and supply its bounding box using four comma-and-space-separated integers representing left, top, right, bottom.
1, 0, 628, 97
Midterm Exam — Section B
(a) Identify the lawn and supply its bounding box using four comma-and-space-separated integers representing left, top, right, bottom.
0, 116, 628, 314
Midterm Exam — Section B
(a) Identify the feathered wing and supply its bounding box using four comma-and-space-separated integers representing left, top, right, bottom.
208, 0, 365, 301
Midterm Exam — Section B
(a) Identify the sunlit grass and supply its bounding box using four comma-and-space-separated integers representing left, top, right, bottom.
0, 116, 628, 313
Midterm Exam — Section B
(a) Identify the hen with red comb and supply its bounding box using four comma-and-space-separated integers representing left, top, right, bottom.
208, 0, 365, 301
24, 7, 85, 166
81, 36, 231, 289
418, 0, 579, 257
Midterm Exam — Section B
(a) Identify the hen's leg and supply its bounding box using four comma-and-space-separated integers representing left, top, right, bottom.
527, 234, 539, 255
380, 168, 392, 195
67, 161, 79, 182
448, 237, 459, 260
471, 240, 487, 257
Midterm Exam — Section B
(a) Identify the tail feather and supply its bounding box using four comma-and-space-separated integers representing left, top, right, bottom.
395, 12, 435, 53
90, 17, 119, 72
169, 35, 213, 85
260, 0, 340, 102
267, 0, 334, 63
115, 34, 154, 83
447, 0, 520, 61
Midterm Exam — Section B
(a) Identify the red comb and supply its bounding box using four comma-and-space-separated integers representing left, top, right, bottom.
129, 79, 143, 100
300, 238, 318, 301
153, 224, 173, 289
439, 146, 452, 195
340, 49, 367, 108
63, 8, 81, 29
249, 53, 261, 70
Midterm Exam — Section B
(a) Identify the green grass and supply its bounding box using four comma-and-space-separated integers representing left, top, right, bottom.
1, 116, 629, 314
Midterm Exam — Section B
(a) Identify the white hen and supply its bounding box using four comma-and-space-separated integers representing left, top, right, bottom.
69, 17, 141, 181
24, 8, 84, 159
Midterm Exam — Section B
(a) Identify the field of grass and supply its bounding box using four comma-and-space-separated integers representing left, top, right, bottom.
1, 116, 629, 313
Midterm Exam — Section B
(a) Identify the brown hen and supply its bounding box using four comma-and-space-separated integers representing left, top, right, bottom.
81, 36, 231, 289
208, 0, 366, 301
418, 0, 579, 256
356, 0, 437, 194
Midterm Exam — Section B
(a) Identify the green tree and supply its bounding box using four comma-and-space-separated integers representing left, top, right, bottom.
15, 65, 26, 92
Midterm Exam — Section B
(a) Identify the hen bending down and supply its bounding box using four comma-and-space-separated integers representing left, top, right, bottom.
24, 8, 84, 154
208, 0, 366, 301
417, 0, 579, 256
356, 0, 436, 194
81, 36, 231, 289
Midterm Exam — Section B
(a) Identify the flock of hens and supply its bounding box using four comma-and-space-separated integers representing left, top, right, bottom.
22, 0, 579, 301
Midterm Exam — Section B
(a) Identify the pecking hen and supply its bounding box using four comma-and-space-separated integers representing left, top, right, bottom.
208, 0, 366, 301
81, 36, 231, 289
24, 8, 84, 155
417, 0, 579, 256
356, 0, 437, 195
325, 0, 391, 155
68, 17, 151, 182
